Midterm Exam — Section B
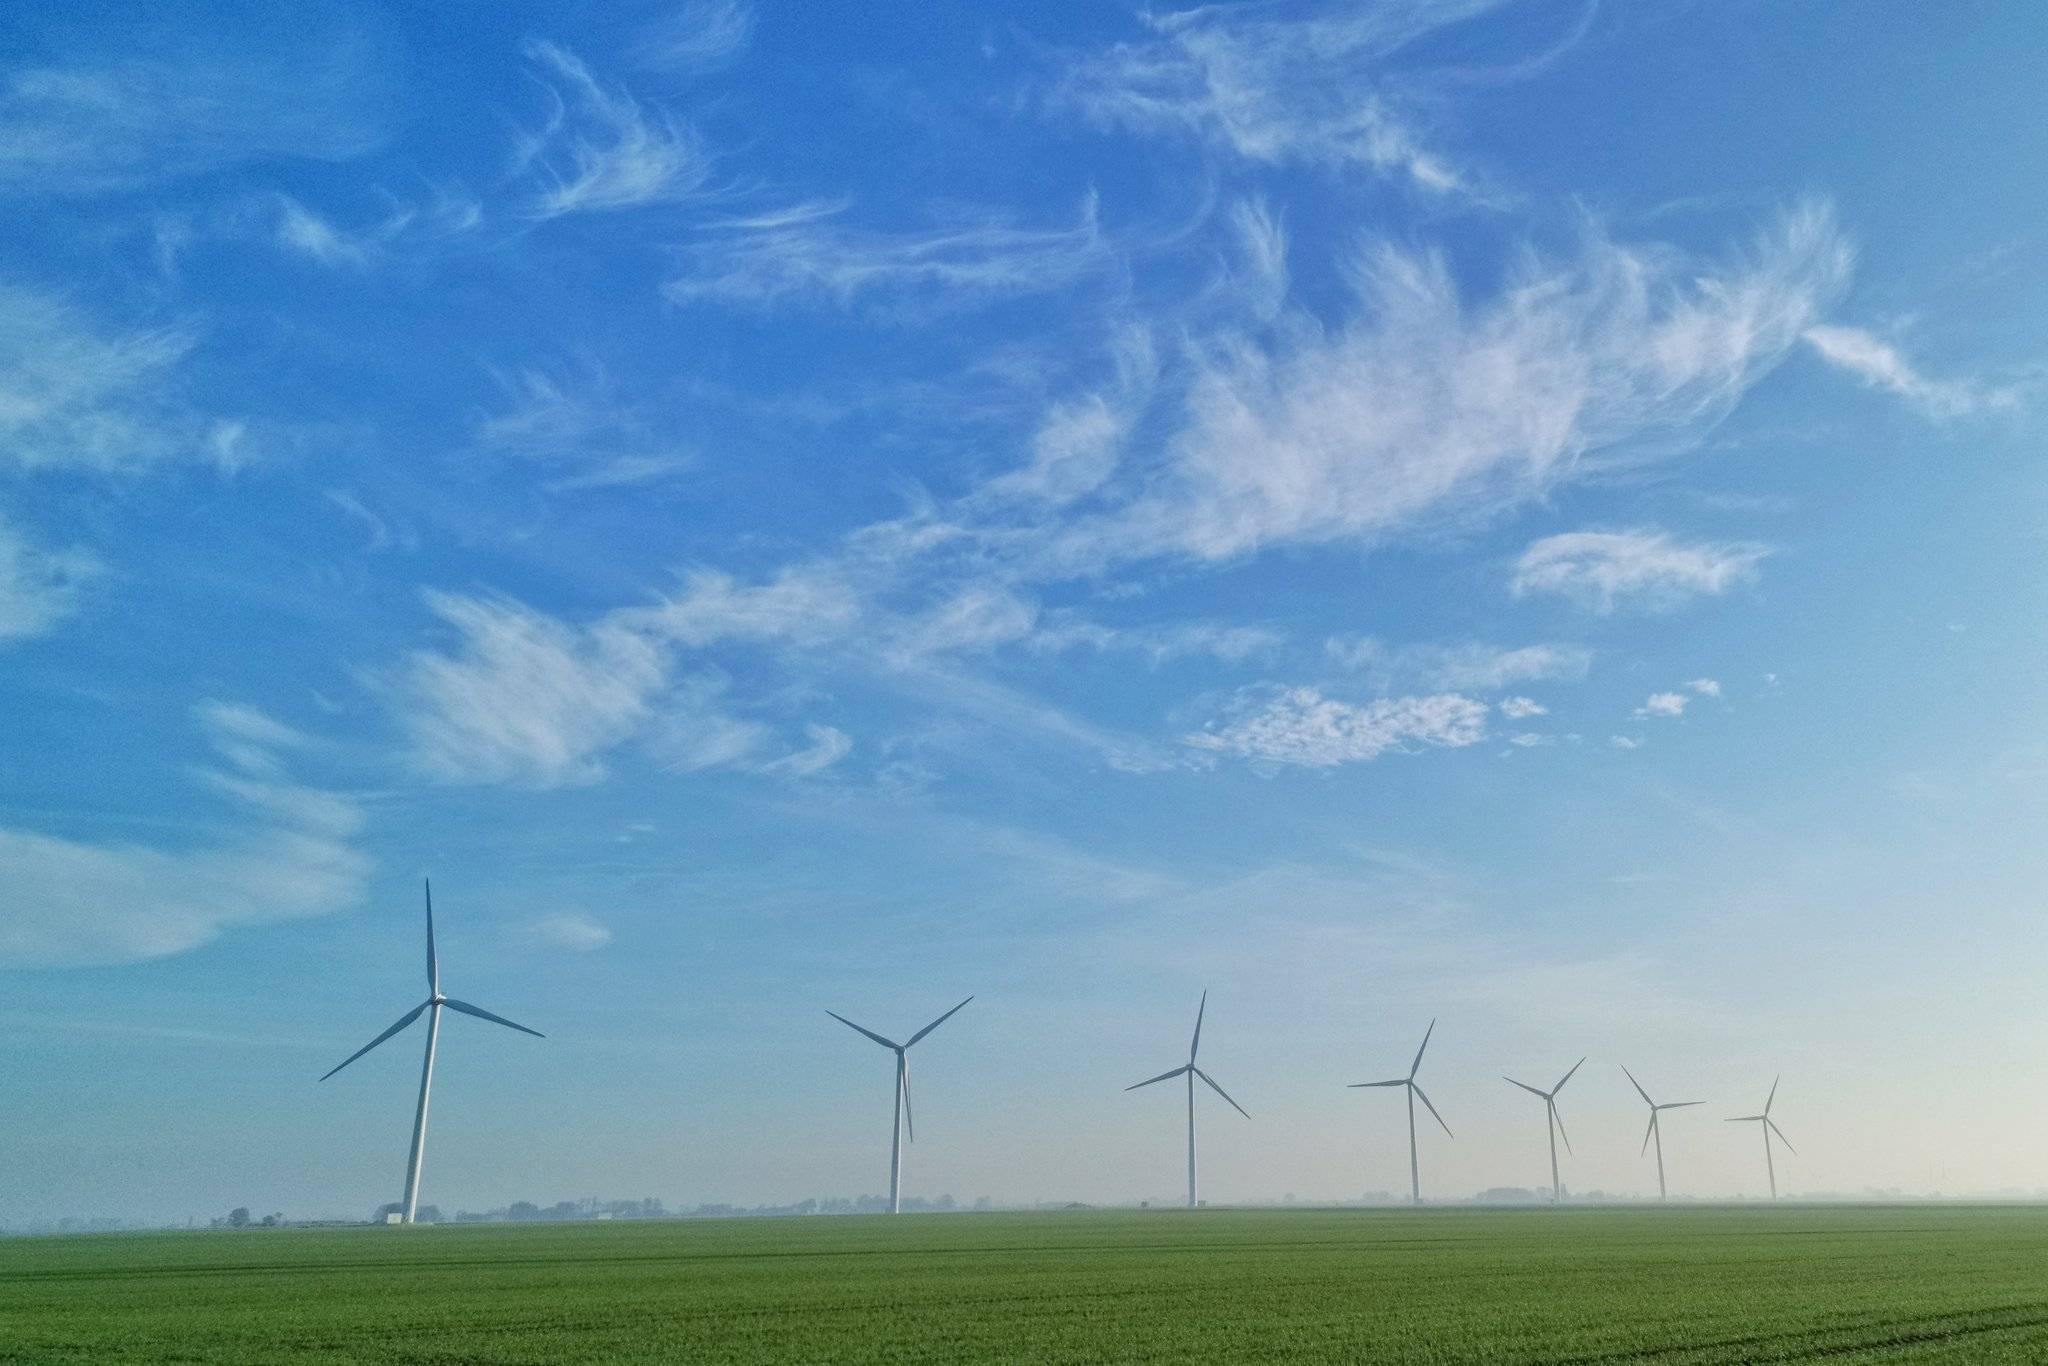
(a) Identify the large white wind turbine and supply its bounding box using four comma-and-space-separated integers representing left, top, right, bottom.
1621, 1065, 1703, 1202
1504, 1057, 1585, 1204
1348, 1019, 1453, 1205
827, 996, 973, 1215
1727, 1076, 1797, 1201
320, 880, 545, 1224
1126, 991, 1249, 1209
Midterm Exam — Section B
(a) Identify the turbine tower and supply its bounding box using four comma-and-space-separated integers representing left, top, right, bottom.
1348, 1019, 1452, 1205
826, 996, 973, 1215
320, 880, 545, 1224
1126, 991, 1248, 1209
1727, 1076, 1797, 1201
1621, 1065, 1702, 1202
1504, 1057, 1584, 1204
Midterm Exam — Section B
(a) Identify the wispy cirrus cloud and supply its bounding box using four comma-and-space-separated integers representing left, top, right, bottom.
0, 702, 368, 968
516, 40, 709, 218
1512, 528, 1769, 612
1323, 637, 1590, 692
473, 361, 695, 491
1803, 323, 2018, 418
514, 912, 613, 952
633, 0, 754, 73
1050, 0, 1509, 193
0, 515, 101, 641
664, 196, 1108, 314
0, 11, 392, 196
1186, 685, 1488, 767
1043, 202, 1848, 566
0, 283, 244, 475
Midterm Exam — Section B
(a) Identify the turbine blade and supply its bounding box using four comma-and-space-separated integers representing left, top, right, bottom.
424, 879, 438, 994
1554, 1057, 1586, 1094
905, 995, 973, 1048
1621, 1063, 1653, 1108
900, 1055, 914, 1143
1194, 1067, 1249, 1120
1504, 1076, 1549, 1100
825, 1010, 900, 1050
1641, 1112, 1656, 1156
1726, 1115, 1765, 1123
1189, 990, 1207, 1063
1411, 1083, 1453, 1138
1347, 1078, 1408, 1088
1765, 1075, 1779, 1116
441, 998, 544, 1038
319, 1002, 428, 1081
1126, 1065, 1190, 1091
1409, 1018, 1436, 1080
1767, 1117, 1797, 1156
1662, 1101, 1706, 1110
1552, 1100, 1573, 1155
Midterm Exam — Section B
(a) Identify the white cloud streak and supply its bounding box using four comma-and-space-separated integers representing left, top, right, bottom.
1513, 529, 1769, 613
0, 703, 367, 968
1186, 685, 1487, 767
634, 0, 754, 73
665, 197, 1108, 313
0, 516, 101, 641
517, 40, 709, 218
1052, 0, 1507, 192
1803, 324, 2014, 418
1323, 638, 1590, 692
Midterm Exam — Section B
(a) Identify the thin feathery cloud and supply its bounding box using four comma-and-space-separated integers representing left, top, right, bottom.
1186, 685, 1487, 767
1051, 0, 1510, 193
1498, 696, 1546, 720
634, 0, 754, 73
1804, 323, 2016, 418
665, 196, 1108, 314
0, 284, 243, 474
517, 40, 709, 218
0, 515, 101, 641
0, 702, 367, 967
514, 913, 613, 952
0, 19, 391, 196
1513, 528, 1769, 613
1323, 638, 1590, 692
398, 591, 670, 788
1044, 202, 1848, 566
474, 361, 694, 490
270, 189, 483, 270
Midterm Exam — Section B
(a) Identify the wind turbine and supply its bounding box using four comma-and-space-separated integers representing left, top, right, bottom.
826, 996, 973, 1215
1348, 1019, 1452, 1205
1504, 1057, 1584, 1204
1727, 1076, 1797, 1201
1621, 1065, 1702, 1202
1126, 991, 1248, 1209
320, 880, 545, 1224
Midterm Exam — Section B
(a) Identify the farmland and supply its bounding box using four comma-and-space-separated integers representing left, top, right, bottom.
6, 1206, 2048, 1362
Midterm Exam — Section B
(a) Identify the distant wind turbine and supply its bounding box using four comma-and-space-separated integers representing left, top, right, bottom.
1727, 1076, 1797, 1201
1504, 1058, 1585, 1204
320, 880, 545, 1224
1621, 1065, 1703, 1202
1348, 1019, 1452, 1205
827, 996, 973, 1215
1126, 991, 1248, 1209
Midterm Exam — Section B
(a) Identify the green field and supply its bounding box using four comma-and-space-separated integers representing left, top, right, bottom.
7, 1206, 2048, 1362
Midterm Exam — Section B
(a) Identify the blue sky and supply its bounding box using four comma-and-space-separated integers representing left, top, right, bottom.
3, 0, 2046, 1223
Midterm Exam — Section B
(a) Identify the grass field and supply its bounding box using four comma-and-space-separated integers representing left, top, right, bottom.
7, 1205, 2048, 1363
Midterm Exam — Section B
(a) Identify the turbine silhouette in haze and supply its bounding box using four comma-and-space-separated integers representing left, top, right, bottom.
826, 996, 973, 1215
1727, 1076, 1797, 1201
1504, 1057, 1584, 1204
1348, 1019, 1452, 1205
1621, 1065, 1702, 1201
1126, 991, 1248, 1209
320, 880, 545, 1224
